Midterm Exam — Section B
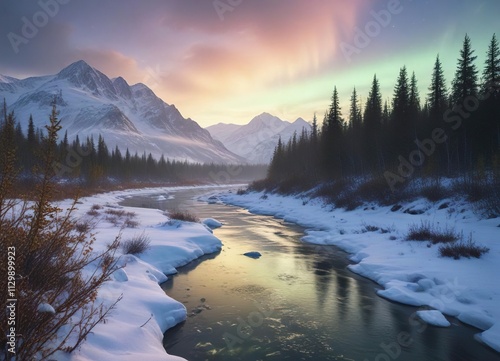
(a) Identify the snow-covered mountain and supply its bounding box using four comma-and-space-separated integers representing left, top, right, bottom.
0, 60, 244, 164
206, 113, 311, 164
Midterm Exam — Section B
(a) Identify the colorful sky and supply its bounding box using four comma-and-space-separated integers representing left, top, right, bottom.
0, 0, 499, 126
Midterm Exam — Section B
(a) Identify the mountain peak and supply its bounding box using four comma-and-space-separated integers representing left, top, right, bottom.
249, 112, 283, 126
0, 74, 18, 84
112, 77, 132, 99
55, 60, 118, 99
58, 60, 94, 77
0, 61, 243, 164
293, 117, 309, 125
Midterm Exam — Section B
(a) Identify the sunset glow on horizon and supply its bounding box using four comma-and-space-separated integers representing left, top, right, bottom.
1, 0, 499, 126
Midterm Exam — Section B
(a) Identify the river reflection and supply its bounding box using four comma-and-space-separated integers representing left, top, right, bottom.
120, 188, 500, 361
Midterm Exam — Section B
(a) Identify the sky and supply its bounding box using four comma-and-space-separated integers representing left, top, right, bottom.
0, 0, 499, 127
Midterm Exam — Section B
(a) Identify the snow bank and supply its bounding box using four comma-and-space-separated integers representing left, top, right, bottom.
213, 189, 500, 353
53, 186, 224, 361
202, 218, 223, 229
416, 310, 451, 327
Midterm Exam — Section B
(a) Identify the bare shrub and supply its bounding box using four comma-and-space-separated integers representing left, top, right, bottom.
104, 208, 127, 218
74, 220, 92, 234
249, 178, 275, 192
125, 211, 137, 218
86, 209, 99, 216
167, 209, 199, 223
0, 105, 121, 360
406, 221, 460, 244
480, 181, 500, 217
314, 179, 350, 203
91, 204, 102, 211
420, 183, 449, 202
105, 215, 120, 227
439, 234, 489, 259
236, 188, 247, 195
361, 223, 380, 233
121, 232, 151, 255
124, 218, 139, 228
356, 176, 400, 205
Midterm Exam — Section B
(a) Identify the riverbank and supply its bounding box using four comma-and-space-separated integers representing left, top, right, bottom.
210, 189, 500, 353
53, 186, 232, 361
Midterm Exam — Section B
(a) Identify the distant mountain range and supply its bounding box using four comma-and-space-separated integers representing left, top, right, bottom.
0, 60, 244, 164
206, 112, 311, 164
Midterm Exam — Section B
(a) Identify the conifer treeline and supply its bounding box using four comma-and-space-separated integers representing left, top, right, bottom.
1, 105, 266, 185
267, 34, 500, 190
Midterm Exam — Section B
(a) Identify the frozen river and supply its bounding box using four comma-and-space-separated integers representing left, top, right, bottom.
121, 187, 499, 361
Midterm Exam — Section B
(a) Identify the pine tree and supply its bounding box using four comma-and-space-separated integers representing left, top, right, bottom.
428, 55, 448, 119
452, 34, 478, 104
363, 75, 383, 170
268, 136, 284, 180
311, 113, 318, 143
349, 87, 362, 131
27, 115, 36, 145
364, 75, 383, 130
392, 66, 410, 124
322, 86, 344, 176
2, 98, 7, 124
327, 86, 343, 132
382, 100, 390, 125
476, 33, 500, 164
409, 72, 421, 114
482, 33, 500, 95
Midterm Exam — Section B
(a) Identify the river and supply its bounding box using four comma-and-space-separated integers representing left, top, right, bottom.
120, 187, 500, 361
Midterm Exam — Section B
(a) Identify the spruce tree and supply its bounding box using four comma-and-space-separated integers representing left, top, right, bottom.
327, 86, 343, 132
311, 113, 318, 143
363, 75, 383, 170
428, 55, 448, 120
477, 33, 500, 163
409, 72, 421, 114
322, 86, 344, 176
392, 66, 410, 124
482, 33, 500, 95
349, 87, 362, 131
364, 75, 383, 130
452, 34, 478, 104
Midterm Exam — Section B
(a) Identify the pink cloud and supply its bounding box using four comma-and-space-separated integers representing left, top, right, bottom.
152, 1, 370, 107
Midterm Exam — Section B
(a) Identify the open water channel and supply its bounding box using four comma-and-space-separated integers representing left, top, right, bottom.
120, 187, 499, 361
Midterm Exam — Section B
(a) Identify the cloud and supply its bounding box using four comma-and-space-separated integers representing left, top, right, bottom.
0, 0, 371, 123
152, 1, 370, 106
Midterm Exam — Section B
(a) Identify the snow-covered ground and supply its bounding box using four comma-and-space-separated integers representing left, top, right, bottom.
210, 189, 500, 353
53, 186, 224, 361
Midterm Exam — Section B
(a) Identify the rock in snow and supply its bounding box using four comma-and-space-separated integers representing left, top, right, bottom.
243, 251, 262, 259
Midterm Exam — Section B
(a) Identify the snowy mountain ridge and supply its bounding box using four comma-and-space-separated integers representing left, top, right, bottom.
206, 113, 311, 164
0, 61, 244, 164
